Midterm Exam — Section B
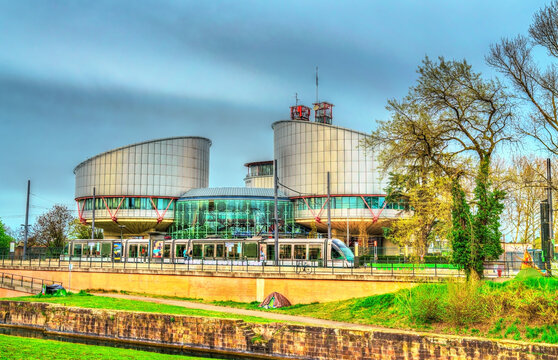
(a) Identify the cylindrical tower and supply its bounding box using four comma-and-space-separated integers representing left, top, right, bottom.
272, 120, 403, 249
74, 136, 211, 237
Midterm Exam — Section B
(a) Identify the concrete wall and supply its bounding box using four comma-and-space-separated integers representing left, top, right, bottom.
0, 289, 30, 298
0, 267, 417, 304
1, 301, 556, 360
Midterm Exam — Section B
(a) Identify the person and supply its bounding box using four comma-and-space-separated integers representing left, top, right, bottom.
183, 247, 189, 260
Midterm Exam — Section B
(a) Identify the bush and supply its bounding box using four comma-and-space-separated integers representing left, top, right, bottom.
443, 280, 487, 326
397, 284, 445, 324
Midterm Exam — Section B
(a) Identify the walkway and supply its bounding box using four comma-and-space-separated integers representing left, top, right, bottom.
93, 292, 382, 331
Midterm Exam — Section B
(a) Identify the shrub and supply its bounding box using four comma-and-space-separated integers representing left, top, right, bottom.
443, 280, 487, 326
397, 284, 445, 324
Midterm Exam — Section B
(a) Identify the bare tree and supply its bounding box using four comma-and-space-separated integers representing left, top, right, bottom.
33, 205, 73, 249
487, 1, 558, 154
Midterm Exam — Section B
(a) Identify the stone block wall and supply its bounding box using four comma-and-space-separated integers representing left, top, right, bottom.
0, 301, 557, 360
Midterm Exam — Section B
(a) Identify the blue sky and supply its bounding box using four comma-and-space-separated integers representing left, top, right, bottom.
0, 0, 550, 232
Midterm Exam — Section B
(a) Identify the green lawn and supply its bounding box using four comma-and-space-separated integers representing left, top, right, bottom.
0, 334, 214, 360
369, 263, 459, 270
6, 292, 276, 324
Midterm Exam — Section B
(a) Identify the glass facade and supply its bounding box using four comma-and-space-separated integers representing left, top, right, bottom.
77, 197, 175, 211
169, 197, 305, 239
294, 196, 406, 211
246, 163, 273, 177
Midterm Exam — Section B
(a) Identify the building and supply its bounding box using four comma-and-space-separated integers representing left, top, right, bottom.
168, 187, 304, 239
74, 137, 211, 237
273, 114, 403, 249
243, 161, 274, 188
73, 101, 404, 253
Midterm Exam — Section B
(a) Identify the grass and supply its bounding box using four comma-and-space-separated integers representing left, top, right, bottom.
200, 277, 558, 343
0, 334, 213, 360
5, 275, 558, 344
6, 292, 277, 324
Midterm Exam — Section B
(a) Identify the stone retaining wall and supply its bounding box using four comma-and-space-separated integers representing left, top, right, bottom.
0, 301, 556, 360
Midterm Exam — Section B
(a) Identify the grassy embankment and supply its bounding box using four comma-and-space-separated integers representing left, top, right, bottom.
4, 269, 558, 344
209, 273, 558, 343
4, 291, 277, 324
0, 334, 214, 360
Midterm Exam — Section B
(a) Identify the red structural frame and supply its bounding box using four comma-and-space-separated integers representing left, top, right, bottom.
291, 194, 389, 224
75, 195, 177, 225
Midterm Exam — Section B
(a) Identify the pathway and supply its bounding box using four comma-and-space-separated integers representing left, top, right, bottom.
93, 292, 383, 331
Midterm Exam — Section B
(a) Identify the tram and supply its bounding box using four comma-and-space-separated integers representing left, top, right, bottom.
67, 237, 355, 267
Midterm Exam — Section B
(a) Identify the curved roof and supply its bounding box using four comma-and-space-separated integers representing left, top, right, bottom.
271, 120, 368, 137
73, 136, 212, 174
179, 187, 289, 200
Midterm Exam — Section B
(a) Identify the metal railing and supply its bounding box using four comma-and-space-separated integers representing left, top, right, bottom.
0, 271, 63, 293
0, 253, 534, 279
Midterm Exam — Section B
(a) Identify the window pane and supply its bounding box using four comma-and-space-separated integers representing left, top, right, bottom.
280, 245, 292, 259
294, 245, 306, 260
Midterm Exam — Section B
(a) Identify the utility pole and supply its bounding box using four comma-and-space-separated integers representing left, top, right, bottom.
325, 172, 331, 268
541, 200, 552, 276
327, 172, 331, 240
23, 180, 30, 260
91, 187, 96, 241
547, 158, 554, 258
274, 159, 279, 265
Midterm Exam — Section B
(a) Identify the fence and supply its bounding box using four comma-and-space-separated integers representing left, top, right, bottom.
0, 253, 531, 279
0, 271, 63, 293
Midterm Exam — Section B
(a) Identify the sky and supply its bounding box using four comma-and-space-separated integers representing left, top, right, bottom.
0, 0, 551, 232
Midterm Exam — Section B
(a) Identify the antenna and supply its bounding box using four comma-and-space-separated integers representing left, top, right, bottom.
294, 92, 299, 106
315, 66, 319, 103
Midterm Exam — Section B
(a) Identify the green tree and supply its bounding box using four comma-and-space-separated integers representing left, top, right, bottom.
68, 219, 103, 239
0, 218, 16, 253
384, 172, 452, 261
367, 57, 515, 279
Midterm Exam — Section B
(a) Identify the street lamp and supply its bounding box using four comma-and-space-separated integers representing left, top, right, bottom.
118, 225, 126, 241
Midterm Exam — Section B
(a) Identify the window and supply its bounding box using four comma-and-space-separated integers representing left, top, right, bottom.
266, 244, 275, 261
193, 244, 203, 258
294, 245, 306, 260
204, 244, 215, 258
280, 245, 292, 259
244, 242, 257, 259
308, 246, 322, 260
216, 244, 224, 258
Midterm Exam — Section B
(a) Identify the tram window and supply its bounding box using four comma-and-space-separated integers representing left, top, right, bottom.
129, 244, 138, 258
176, 245, 186, 257
204, 244, 215, 258
280, 245, 292, 259
101, 243, 112, 257
331, 247, 344, 260
193, 244, 203, 258
244, 243, 257, 259
308, 246, 321, 260
139, 245, 148, 258
228, 243, 241, 259
216, 244, 224, 258
164, 244, 171, 258
294, 245, 306, 260
74, 244, 82, 257
266, 245, 275, 261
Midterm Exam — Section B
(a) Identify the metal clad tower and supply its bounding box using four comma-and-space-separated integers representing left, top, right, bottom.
74, 136, 211, 237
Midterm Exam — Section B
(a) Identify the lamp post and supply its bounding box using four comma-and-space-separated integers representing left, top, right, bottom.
118, 225, 126, 261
